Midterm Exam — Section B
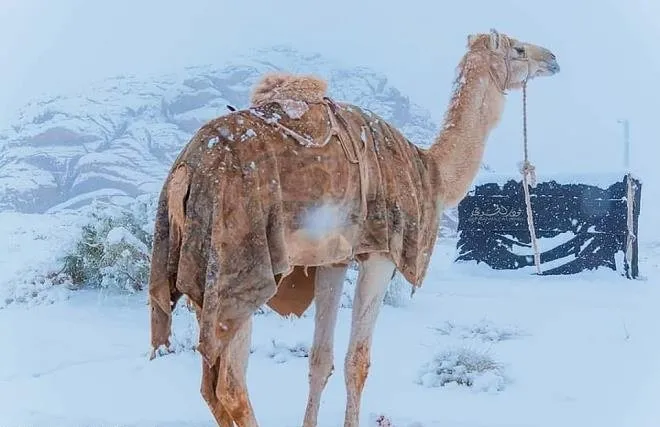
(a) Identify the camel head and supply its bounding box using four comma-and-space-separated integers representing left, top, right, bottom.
467, 29, 560, 91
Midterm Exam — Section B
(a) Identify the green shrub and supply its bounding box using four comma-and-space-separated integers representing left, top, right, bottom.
60, 195, 156, 292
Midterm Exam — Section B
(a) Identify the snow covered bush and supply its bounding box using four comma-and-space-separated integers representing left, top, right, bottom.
383, 271, 411, 307
368, 414, 426, 427
59, 194, 157, 292
435, 319, 525, 342
168, 298, 200, 354
342, 263, 411, 308
370, 414, 395, 427
263, 339, 310, 363
1, 271, 73, 308
417, 347, 507, 392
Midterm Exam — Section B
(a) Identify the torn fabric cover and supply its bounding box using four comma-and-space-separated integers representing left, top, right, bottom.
149, 86, 441, 365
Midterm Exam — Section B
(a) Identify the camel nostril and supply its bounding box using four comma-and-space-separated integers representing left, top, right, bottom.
547, 60, 560, 74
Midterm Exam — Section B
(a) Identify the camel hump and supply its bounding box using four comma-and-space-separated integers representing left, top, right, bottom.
250, 72, 328, 106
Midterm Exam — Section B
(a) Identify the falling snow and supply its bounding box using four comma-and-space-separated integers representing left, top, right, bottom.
279, 99, 309, 119
241, 128, 257, 141
218, 127, 234, 141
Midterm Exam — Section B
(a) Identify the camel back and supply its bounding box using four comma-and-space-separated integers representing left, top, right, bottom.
148, 98, 442, 363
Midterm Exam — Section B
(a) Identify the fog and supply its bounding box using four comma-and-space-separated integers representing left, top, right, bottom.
1, 0, 658, 176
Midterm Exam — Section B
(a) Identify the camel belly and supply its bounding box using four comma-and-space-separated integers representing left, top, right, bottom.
286, 230, 353, 265
266, 220, 356, 319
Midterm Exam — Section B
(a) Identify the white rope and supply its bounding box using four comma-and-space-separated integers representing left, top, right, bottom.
625, 173, 636, 276
521, 81, 542, 275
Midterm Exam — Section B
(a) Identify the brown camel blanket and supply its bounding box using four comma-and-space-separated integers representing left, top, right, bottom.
149, 79, 442, 364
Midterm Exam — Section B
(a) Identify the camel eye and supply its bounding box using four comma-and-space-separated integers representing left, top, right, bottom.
514, 47, 526, 56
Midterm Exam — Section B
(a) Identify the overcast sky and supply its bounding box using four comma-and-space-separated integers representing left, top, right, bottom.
1, 0, 659, 180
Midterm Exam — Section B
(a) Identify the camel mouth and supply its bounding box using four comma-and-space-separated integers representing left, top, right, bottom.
546, 59, 560, 74
536, 59, 560, 77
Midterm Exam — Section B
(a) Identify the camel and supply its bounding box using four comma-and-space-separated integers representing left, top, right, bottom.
148, 29, 559, 427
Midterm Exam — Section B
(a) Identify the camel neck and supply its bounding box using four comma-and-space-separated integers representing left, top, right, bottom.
427, 52, 507, 208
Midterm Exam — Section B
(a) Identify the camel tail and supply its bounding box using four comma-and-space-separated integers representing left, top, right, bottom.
148, 164, 190, 356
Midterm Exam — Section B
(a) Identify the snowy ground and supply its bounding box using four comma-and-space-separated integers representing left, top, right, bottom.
1, 211, 660, 427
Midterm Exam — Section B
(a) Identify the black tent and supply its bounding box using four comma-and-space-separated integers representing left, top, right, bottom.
456, 174, 641, 278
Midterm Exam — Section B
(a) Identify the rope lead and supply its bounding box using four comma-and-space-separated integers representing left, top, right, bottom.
521, 81, 542, 275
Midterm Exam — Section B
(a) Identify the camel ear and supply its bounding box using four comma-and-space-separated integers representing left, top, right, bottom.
467, 34, 478, 47
489, 28, 500, 50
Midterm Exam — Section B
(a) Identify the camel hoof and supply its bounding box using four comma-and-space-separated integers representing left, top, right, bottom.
149, 344, 173, 360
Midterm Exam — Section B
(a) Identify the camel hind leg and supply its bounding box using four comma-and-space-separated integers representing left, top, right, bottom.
201, 316, 257, 427
343, 254, 395, 427
201, 361, 235, 426
197, 301, 234, 426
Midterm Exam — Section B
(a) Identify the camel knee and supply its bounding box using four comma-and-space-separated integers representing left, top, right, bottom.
309, 345, 335, 384
217, 374, 251, 421
218, 395, 247, 420
345, 342, 371, 392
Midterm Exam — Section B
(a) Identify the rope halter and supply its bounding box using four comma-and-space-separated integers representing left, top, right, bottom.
486, 33, 532, 95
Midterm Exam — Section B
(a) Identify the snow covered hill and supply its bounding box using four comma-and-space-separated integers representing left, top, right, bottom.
0, 46, 441, 214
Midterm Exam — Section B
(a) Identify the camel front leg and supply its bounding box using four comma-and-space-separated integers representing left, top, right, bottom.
302, 263, 348, 427
343, 255, 395, 427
